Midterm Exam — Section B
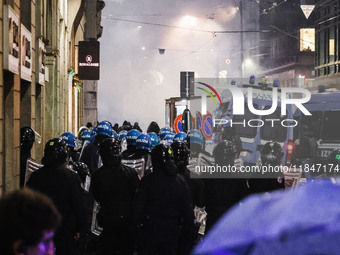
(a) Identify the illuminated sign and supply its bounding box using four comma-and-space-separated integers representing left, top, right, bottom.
78, 41, 100, 80
300, 28, 315, 52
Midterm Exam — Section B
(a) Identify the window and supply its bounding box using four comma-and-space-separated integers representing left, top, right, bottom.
233, 103, 258, 138
20, 0, 31, 30
322, 111, 340, 141
300, 111, 322, 140
261, 107, 287, 142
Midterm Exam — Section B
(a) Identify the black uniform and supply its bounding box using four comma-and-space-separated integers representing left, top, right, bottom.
27, 164, 87, 255
80, 142, 100, 174
204, 178, 248, 232
20, 127, 35, 187
178, 169, 205, 209
204, 140, 249, 233
90, 163, 139, 255
68, 148, 80, 163
249, 141, 285, 193
134, 165, 194, 255
122, 147, 137, 160
222, 126, 242, 156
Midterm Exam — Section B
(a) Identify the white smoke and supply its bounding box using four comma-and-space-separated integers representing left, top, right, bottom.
98, 0, 243, 132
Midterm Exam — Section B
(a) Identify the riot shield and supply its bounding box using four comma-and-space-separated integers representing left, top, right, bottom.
121, 158, 145, 179
78, 140, 90, 160
188, 153, 215, 175
24, 158, 43, 186
194, 206, 208, 236
91, 201, 103, 236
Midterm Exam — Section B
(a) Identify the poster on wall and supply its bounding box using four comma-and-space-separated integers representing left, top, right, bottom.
21, 25, 32, 82
3, 5, 20, 74
38, 39, 46, 85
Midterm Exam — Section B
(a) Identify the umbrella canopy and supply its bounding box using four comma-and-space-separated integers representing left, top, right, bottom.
193, 179, 340, 255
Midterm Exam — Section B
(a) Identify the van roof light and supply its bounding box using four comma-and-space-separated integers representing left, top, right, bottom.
249, 75, 255, 84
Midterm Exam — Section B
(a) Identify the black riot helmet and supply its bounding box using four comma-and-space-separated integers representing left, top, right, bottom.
171, 141, 190, 171
72, 162, 90, 184
213, 140, 237, 166
328, 148, 340, 165
41, 138, 68, 166
98, 138, 122, 167
151, 143, 175, 170
20, 127, 35, 150
261, 141, 283, 166
327, 148, 340, 176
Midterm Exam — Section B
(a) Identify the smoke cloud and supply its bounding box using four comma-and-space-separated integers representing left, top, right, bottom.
98, 0, 243, 131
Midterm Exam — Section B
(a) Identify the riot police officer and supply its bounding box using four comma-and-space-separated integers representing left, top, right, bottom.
327, 148, 340, 176
71, 162, 94, 254
90, 138, 139, 255
61, 131, 80, 164
171, 140, 206, 245
80, 121, 112, 174
134, 143, 194, 255
20, 126, 35, 187
121, 129, 141, 160
158, 127, 172, 140
186, 129, 213, 174
27, 138, 86, 255
221, 123, 242, 156
171, 141, 205, 208
204, 140, 249, 233
148, 132, 159, 148
248, 141, 285, 193
134, 133, 152, 177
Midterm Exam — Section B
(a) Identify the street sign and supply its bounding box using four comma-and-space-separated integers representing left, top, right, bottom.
180, 71, 194, 98
78, 41, 100, 80
174, 114, 195, 133
202, 112, 213, 139
174, 114, 183, 133
196, 111, 203, 132
300, 5, 315, 19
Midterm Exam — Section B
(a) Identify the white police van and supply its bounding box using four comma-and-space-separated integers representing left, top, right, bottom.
293, 86, 340, 169
213, 77, 296, 166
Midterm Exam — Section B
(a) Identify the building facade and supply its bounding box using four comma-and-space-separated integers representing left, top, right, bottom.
315, 0, 340, 89
0, 0, 102, 194
259, 0, 316, 88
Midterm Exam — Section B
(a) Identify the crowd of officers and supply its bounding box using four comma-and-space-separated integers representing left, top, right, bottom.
15, 120, 297, 255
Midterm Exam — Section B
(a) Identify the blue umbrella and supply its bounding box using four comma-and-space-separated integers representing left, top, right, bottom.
193, 179, 340, 255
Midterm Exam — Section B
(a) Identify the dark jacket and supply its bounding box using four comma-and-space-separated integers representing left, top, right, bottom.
90, 163, 139, 225
90, 163, 140, 254
27, 164, 86, 255
146, 121, 160, 134
134, 166, 194, 254
204, 177, 248, 232
178, 169, 206, 208
79, 142, 100, 174
20, 151, 31, 187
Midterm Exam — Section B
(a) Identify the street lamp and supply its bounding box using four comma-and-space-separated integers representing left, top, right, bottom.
181, 15, 197, 27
